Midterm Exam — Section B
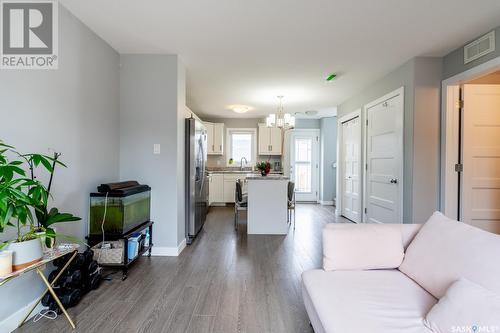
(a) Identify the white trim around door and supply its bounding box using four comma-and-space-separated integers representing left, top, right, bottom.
363, 87, 404, 224
336, 109, 362, 222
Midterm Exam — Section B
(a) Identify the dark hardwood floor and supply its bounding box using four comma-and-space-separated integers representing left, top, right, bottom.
17, 204, 350, 333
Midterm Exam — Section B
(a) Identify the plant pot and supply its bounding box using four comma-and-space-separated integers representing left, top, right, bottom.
261, 170, 267, 176
7, 238, 43, 271
36, 229, 56, 253
0, 251, 13, 277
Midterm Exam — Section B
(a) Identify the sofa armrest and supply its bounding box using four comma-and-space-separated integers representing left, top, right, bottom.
322, 224, 421, 271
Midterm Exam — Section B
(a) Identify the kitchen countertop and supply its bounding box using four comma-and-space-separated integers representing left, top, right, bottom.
245, 174, 289, 180
207, 169, 283, 175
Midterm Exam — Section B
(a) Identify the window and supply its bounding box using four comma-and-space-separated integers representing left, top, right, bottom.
226, 128, 257, 166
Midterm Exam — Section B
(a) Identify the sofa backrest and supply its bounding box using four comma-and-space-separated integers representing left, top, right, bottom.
399, 211, 500, 299
324, 223, 421, 249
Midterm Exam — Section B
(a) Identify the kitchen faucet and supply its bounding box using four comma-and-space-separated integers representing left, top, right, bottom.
240, 157, 248, 171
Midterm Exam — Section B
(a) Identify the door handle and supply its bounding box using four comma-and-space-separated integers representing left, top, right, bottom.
390, 178, 398, 184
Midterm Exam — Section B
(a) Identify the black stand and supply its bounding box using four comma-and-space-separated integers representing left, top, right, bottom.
87, 221, 154, 280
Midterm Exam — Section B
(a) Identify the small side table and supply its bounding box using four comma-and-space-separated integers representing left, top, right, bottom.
0, 244, 80, 329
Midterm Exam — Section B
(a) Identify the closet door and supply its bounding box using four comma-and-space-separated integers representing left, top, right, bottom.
365, 89, 404, 224
341, 116, 361, 222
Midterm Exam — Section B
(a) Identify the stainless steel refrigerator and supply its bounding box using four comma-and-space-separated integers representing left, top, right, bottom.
185, 117, 209, 244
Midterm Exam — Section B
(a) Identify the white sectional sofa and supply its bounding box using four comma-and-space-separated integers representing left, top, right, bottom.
302, 212, 500, 333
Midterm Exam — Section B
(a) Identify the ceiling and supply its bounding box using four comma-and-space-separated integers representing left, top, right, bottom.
60, 0, 500, 119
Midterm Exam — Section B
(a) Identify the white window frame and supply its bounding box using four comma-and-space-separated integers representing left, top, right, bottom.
226, 128, 257, 166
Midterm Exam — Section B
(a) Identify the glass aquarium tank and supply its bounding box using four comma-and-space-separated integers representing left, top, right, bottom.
89, 181, 151, 236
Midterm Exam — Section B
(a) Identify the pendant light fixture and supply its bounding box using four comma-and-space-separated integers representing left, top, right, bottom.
266, 96, 295, 129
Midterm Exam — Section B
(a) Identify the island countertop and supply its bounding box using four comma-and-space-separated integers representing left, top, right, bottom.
245, 174, 289, 180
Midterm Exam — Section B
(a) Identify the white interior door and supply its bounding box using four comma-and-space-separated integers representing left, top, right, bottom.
462, 84, 500, 234
341, 116, 362, 222
290, 130, 319, 202
365, 88, 404, 224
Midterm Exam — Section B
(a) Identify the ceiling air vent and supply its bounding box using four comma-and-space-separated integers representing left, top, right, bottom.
464, 30, 495, 64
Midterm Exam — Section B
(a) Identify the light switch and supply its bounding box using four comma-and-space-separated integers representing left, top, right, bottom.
153, 144, 161, 155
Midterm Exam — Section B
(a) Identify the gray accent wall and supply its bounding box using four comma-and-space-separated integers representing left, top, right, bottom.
119, 54, 186, 250
295, 119, 321, 129
338, 57, 442, 223
320, 117, 337, 202
443, 25, 500, 80
0, 4, 120, 326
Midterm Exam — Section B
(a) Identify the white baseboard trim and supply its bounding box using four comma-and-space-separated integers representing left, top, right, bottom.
210, 203, 226, 207
1, 298, 44, 333
149, 238, 186, 257
177, 238, 187, 255
319, 200, 334, 206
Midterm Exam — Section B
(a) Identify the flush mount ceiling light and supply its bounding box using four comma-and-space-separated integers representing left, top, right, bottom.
266, 96, 295, 129
230, 105, 251, 114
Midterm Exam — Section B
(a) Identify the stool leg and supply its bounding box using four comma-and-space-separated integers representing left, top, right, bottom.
18, 251, 78, 328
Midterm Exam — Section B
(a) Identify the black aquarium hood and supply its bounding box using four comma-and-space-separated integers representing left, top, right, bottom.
91, 181, 151, 197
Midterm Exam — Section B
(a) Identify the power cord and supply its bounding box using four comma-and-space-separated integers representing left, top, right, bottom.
97, 192, 110, 266
101, 192, 109, 248
33, 309, 57, 323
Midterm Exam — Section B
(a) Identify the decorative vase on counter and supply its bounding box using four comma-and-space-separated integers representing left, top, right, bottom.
7, 238, 43, 271
0, 251, 13, 277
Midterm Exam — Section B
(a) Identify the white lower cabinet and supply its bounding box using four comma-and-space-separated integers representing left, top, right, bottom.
209, 173, 247, 205
209, 174, 224, 205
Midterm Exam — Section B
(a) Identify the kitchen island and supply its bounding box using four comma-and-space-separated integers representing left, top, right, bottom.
246, 174, 289, 235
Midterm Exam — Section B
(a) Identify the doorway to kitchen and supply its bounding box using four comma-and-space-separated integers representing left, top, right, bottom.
290, 129, 320, 202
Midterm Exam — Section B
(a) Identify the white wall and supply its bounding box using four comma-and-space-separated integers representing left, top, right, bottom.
0, 4, 120, 327
119, 54, 186, 252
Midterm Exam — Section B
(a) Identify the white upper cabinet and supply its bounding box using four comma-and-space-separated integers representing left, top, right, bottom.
269, 127, 282, 155
205, 122, 224, 155
258, 124, 282, 155
205, 122, 214, 153
213, 123, 224, 154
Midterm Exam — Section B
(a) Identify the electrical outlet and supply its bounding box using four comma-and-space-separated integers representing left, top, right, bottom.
153, 144, 161, 155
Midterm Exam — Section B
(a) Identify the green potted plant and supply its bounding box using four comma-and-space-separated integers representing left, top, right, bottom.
256, 161, 271, 176
0, 141, 80, 270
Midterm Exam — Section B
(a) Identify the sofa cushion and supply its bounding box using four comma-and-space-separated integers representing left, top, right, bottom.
424, 278, 500, 333
399, 211, 500, 299
323, 224, 405, 271
302, 269, 436, 333
324, 223, 422, 249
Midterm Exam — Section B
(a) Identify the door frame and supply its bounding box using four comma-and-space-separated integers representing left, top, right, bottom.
289, 129, 320, 202
336, 109, 362, 221
441, 55, 500, 220
363, 87, 404, 223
